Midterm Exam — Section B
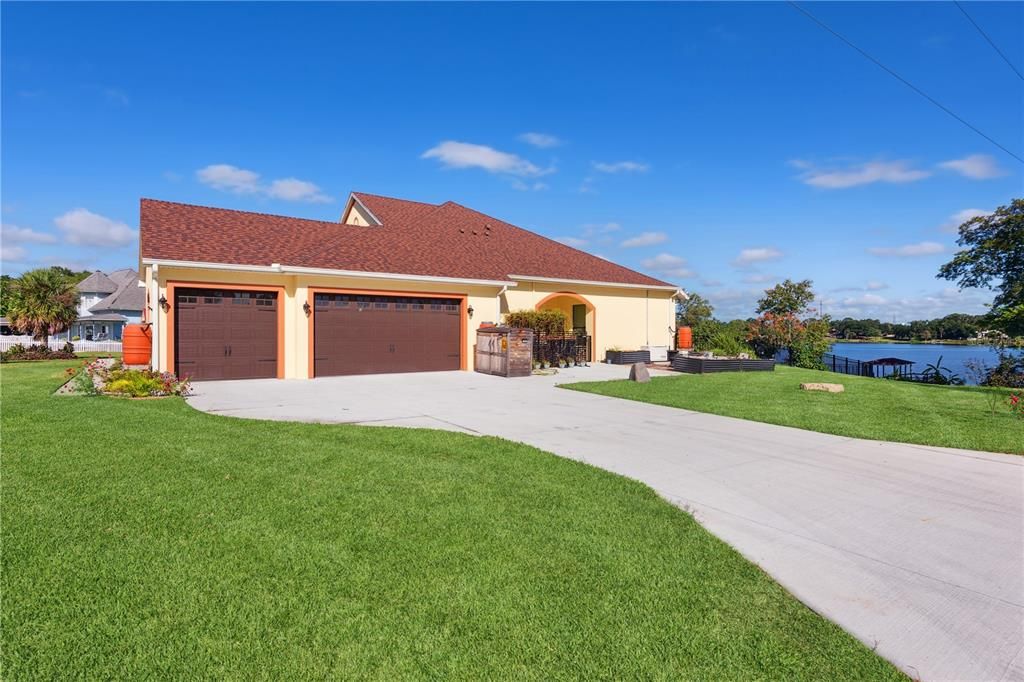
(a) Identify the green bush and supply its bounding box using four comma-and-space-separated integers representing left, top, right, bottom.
504, 309, 568, 335
0, 343, 76, 363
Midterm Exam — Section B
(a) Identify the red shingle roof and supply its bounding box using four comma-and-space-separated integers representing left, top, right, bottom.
139, 193, 674, 288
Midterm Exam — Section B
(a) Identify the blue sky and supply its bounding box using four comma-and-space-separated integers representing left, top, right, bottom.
2, 1, 1021, 320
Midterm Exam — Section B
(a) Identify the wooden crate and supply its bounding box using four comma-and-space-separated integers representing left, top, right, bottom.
475, 327, 534, 377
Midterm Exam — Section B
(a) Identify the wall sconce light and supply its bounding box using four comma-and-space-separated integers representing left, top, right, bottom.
303, 301, 312, 317
467, 304, 474, 319
158, 295, 170, 313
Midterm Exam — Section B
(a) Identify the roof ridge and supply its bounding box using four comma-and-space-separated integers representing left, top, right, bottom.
351, 191, 441, 208
140, 198, 341, 227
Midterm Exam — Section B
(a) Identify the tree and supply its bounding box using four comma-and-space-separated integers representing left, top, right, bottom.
938, 198, 1023, 334
756, 279, 815, 316
0, 274, 12, 317
676, 292, 714, 328
5, 268, 79, 344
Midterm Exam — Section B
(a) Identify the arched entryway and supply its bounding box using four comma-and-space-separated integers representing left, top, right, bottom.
535, 291, 595, 361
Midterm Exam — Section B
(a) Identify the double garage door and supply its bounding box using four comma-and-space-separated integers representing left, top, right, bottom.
174, 287, 461, 380
313, 293, 461, 377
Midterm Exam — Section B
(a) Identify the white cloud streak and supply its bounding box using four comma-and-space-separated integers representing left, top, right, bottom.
422, 141, 552, 177
791, 159, 930, 189
1, 223, 57, 244
940, 208, 989, 233
938, 154, 1004, 179
640, 253, 695, 280
54, 209, 136, 247
518, 132, 562, 148
867, 241, 946, 257
593, 160, 649, 174
733, 247, 783, 266
620, 231, 668, 248
196, 164, 332, 203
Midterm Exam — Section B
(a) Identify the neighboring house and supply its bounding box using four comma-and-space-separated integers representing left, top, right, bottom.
67, 269, 144, 341
139, 193, 684, 380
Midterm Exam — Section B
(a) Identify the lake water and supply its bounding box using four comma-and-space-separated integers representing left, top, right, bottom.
828, 342, 1015, 385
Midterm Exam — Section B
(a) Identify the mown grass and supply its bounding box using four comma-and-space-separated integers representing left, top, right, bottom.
1, 360, 902, 679
565, 365, 1022, 455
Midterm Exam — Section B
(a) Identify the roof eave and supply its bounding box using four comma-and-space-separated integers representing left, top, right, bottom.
506, 274, 678, 292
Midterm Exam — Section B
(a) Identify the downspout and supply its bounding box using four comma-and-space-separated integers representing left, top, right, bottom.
149, 263, 160, 370
645, 289, 650, 346
496, 285, 507, 323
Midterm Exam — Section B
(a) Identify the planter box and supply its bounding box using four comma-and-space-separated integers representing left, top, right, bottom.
606, 350, 650, 365
671, 355, 775, 374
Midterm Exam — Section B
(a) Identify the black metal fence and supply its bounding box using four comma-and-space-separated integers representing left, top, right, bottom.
822, 352, 874, 377
533, 333, 591, 365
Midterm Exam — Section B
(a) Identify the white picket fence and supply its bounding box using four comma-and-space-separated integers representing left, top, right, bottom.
0, 336, 123, 353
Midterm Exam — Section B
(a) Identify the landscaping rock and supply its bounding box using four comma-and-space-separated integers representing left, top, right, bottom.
800, 382, 845, 393
629, 362, 651, 383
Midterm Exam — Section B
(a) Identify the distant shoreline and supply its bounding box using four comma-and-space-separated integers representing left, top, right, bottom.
829, 338, 983, 346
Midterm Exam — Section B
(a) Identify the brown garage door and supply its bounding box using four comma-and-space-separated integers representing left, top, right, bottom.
314, 293, 461, 377
175, 288, 278, 380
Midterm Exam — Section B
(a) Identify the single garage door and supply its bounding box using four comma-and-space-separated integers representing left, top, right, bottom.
314, 293, 461, 377
175, 288, 278, 380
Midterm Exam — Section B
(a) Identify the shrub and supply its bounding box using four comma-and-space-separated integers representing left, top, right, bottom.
0, 343, 76, 362
789, 319, 830, 370
504, 309, 568, 335
984, 354, 1024, 389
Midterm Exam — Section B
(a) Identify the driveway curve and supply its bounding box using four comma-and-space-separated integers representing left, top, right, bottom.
188, 366, 1024, 682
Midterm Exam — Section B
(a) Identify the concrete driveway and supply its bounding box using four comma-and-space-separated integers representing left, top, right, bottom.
188, 365, 1024, 682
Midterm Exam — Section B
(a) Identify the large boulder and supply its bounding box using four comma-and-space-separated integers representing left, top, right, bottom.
800, 382, 844, 393
629, 362, 651, 383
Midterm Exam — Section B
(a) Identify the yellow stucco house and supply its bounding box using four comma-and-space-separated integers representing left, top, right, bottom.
139, 192, 684, 380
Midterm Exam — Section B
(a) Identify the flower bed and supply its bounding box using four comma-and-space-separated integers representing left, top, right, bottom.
60, 359, 191, 398
1, 342, 77, 362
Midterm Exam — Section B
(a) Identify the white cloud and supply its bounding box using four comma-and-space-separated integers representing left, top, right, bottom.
582, 222, 621, 236
422, 141, 551, 177
1, 223, 57, 244
842, 293, 888, 306
54, 209, 136, 247
620, 231, 668, 248
868, 241, 946, 257
0, 245, 28, 261
519, 132, 562, 148
197, 164, 261, 194
162, 171, 182, 183
640, 253, 695, 280
733, 247, 783, 266
641, 253, 685, 269
938, 154, 1004, 179
555, 236, 588, 248
701, 278, 723, 288
197, 164, 333, 203
865, 281, 888, 291
791, 159, 930, 189
741, 272, 777, 284
266, 178, 331, 203
940, 208, 989, 233
593, 160, 649, 174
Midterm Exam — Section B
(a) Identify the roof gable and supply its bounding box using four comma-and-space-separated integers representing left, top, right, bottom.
139, 193, 674, 288
77, 271, 119, 294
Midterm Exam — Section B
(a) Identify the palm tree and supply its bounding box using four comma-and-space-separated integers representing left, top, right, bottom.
6, 268, 79, 345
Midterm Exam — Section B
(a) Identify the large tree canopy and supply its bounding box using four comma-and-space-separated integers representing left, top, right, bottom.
938, 198, 1023, 334
756, 279, 816, 317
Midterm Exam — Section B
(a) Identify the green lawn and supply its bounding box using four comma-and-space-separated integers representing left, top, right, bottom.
0, 361, 902, 679
565, 365, 1022, 455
